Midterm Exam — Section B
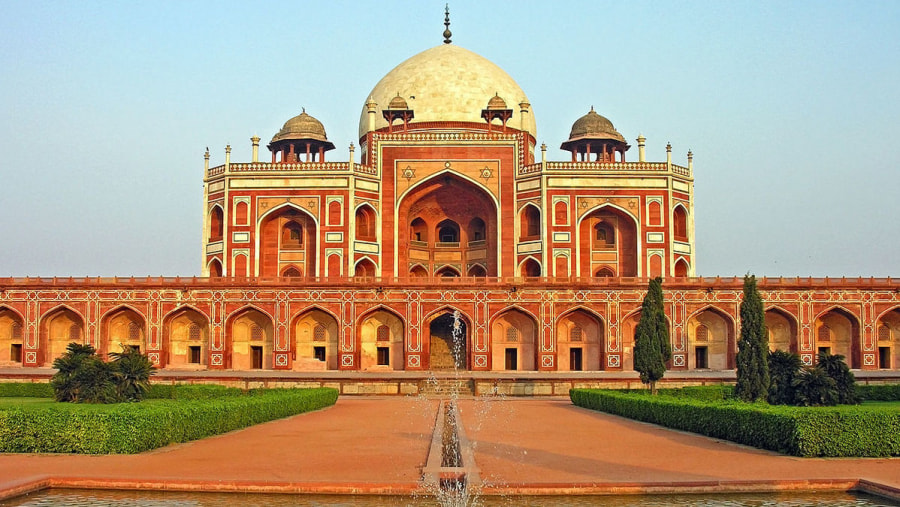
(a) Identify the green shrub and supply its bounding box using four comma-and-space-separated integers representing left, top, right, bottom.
0, 387, 338, 454
857, 384, 900, 401
0, 383, 54, 398
793, 367, 838, 406
50, 342, 156, 403
570, 388, 900, 457
768, 350, 801, 405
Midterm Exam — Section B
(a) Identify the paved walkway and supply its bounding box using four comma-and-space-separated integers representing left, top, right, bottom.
0, 397, 898, 500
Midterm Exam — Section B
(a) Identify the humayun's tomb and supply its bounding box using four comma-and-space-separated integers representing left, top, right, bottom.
1, 18, 899, 390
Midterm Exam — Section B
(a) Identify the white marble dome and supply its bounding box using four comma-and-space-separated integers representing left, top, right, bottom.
359, 44, 536, 139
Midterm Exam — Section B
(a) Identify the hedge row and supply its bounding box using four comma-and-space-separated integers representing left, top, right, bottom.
0, 387, 338, 454
0, 382, 53, 398
0, 382, 244, 400
856, 384, 900, 401
570, 388, 900, 457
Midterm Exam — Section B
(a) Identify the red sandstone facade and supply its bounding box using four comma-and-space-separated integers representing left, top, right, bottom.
1, 39, 898, 374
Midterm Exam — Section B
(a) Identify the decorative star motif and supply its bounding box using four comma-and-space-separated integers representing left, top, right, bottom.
480, 167, 493, 180
307, 200, 316, 209
402, 165, 416, 182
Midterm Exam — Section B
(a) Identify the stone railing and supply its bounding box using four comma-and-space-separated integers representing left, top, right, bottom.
519, 161, 691, 177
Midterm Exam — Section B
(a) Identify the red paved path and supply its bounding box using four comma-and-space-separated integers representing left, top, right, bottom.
1, 397, 898, 499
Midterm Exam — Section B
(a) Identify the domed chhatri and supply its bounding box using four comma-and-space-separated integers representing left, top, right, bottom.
560, 107, 630, 162
268, 109, 335, 163
359, 44, 536, 139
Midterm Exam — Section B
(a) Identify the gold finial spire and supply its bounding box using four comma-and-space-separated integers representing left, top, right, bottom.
443, 4, 452, 44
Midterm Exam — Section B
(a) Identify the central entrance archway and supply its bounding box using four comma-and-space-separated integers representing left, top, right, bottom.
429, 313, 466, 370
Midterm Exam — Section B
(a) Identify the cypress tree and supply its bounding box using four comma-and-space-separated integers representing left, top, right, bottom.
735, 274, 770, 401
633, 277, 671, 394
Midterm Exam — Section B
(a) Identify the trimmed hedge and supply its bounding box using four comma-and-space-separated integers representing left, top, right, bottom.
0, 387, 338, 454
0, 382, 53, 398
145, 383, 243, 400
856, 384, 900, 401
571, 388, 900, 457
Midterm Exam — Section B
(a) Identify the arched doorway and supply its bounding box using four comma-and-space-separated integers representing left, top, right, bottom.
358, 309, 404, 370
579, 206, 638, 277
101, 307, 146, 357
40, 307, 85, 365
491, 309, 537, 371
399, 173, 498, 277
556, 309, 604, 371
0, 308, 25, 365
686, 308, 735, 369
429, 312, 466, 370
259, 205, 317, 278
228, 308, 274, 370
765, 308, 798, 354
164, 307, 209, 369
876, 308, 900, 369
815, 308, 860, 368
293, 309, 340, 370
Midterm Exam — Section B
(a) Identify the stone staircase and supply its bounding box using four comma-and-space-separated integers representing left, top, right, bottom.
419, 378, 475, 397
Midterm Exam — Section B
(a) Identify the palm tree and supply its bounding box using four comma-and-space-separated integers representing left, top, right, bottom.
816, 351, 860, 404
109, 344, 155, 401
792, 367, 838, 406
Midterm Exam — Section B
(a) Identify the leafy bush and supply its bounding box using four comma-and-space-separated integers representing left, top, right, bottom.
767, 350, 801, 405
0, 383, 54, 398
817, 351, 860, 404
0, 387, 338, 454
50, 343, 155, 403
570, 388, 900, 457
792, 367, 838, 407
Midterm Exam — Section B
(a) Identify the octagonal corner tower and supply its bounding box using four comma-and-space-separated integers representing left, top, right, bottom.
358, 44, 537, 139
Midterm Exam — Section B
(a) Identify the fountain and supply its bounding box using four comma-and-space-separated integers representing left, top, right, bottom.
420, 310, 481, 506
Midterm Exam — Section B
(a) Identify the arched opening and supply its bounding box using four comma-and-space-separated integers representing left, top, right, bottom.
293, 309, 339, 370
282, 266, 302, 278
649, 255, 662, 278
467, 264, 487, 277
355, 205, 376, 241
399, 173, 498, 277
554, 255, 569, 278
815, 308, 860, 368
687, 308, 735, 370
164, 307, 209, 369
101, 307, 146, 357
259, 206, 317, 278
765, 308, 799, 354
234, 201, 248, 225
228, 308, 274, 370
428, 311, 467, 370
328, 200, 342, 226
554, 201, 568, 225
410, 217, 428, 244
355, 258, 376, 278
580, 206, 638, 277
673, 205, 688, 242
410, 265, 429, 278
359, 309, 404, 370
40, 307, 84, 366
520, 205, 541, 241
594, 266, 615, 278
0, 308, 25, 365
208, 258, 223, 278
209, 206, 223, 242
233, 254, 248, 278
674, 259, 689, 277
467, 217, 486, 244
491, 309, 537, 371
435, 265, 461, 278
521, 258, 541, 278
436, 219, 460, 245
875, 308, 900, 369
648, 200, 662, 226
557, 310, 604, 371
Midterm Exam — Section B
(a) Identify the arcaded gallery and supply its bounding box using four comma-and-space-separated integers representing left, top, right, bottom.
1, 30, 899, 379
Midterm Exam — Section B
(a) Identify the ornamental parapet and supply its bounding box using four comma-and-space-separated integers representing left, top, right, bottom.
0, 275, 896, 291
207, 162, 361, 179
519, 161, 691, 178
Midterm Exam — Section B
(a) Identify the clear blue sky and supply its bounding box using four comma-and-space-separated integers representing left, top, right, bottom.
1, 1, 898, 277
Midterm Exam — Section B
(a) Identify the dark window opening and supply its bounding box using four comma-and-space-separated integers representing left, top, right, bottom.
695, 346, 708, 369
251, 346, 263, 369
879, 347, 891, 369
505, 348, 518, 370
189, 346, 201, 364
570, 348, 583, 371
377, 347, 390, 366
11, 344, 22, 363
314, 346, 326, 362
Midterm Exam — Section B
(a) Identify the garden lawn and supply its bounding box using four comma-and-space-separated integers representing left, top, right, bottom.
0, 387, 338, 454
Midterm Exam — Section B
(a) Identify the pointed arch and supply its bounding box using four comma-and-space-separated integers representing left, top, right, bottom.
814, 306, 861, 368
207, 258, 223, 278
281, 265, 302, 278
519, 256, 542, 278
0, 306, 26, 365
765, 306, 799, 354
234, 200, 249, 226
354, 257, 377, 278
519, 203, 542, 241
686, 306, 735, 370
578, 203, 639, 278
556, 307, 606, 371
467, 263, 487, 277
674, 257, 690, 277
292, 306, 340, 370
875, 306, 900, 369
409, 264, 429, 278
208, 204, 224, 242
163, 305, 210, 368
257, 203, 319, 278
673, 204, 689, 242
100, 306, 146, 357
357, 305, 406, 371
355, 203, 377, 241
39, 305, 86, 366
435, 265, 461, 278
226, 305, 275, 370
425, 306, 472, 371
490, 307, 539, 371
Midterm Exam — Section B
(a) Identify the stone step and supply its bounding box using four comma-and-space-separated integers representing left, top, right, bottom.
419, 378, 475, 396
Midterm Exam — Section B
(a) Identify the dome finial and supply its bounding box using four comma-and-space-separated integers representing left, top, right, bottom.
443, 4, 452, 44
